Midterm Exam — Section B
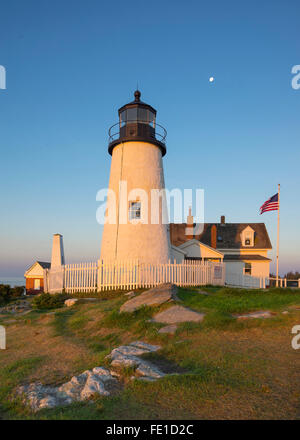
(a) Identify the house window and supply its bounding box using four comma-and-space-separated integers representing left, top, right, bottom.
129, 201, 141, 221
34, 279, 40, 290
244, 263, 252, 275
243, 232, 253, 246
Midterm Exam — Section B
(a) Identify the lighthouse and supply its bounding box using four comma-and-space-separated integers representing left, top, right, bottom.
100, 90, 171, 263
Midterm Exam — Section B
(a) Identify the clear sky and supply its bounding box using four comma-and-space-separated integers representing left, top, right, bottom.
0, 0, 299, 277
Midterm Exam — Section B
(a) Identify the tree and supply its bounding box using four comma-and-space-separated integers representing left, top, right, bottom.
284, 271, 300, 280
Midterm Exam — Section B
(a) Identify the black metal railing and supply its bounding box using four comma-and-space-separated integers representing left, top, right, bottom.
108, 120, 167, 144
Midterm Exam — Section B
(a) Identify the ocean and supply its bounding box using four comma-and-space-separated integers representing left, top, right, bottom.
0, 277, 25, 287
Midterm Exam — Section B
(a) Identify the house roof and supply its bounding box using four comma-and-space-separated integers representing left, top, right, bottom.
223, 254, 271, 261
178, 239, 224, 257
36, 261, 51, 269
170, 223, 272, 250
24, 261, 51, 276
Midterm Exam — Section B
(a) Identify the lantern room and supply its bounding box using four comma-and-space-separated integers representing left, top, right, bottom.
108, 90, 167, 156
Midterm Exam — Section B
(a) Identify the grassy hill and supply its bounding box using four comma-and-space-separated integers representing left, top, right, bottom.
1, 286, 300, 420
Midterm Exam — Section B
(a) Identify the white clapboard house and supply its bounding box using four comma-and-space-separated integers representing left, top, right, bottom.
170, 214, 272, 281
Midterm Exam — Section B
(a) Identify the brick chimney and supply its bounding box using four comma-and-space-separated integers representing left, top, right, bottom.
185, 207, 194, 240
211, 224, 217, 248
220, 215, 225, 225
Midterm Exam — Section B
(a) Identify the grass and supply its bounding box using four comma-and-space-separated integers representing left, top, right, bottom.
0, 286, 300, 419
179, 286, 300, 314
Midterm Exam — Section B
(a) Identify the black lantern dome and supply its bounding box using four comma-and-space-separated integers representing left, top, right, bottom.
108, 90, 167, 156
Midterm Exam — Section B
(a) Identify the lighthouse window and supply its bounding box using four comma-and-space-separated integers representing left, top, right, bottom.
127, 107, 138, 122
148, 111, 155, 126
138, 107, 148, 123
129, 201, 141, 220
120, 110, 127, 123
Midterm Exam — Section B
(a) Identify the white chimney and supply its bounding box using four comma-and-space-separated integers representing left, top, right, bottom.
51, 234, 65, 267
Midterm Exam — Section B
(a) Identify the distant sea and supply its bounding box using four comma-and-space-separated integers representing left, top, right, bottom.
0, 277, 25, 287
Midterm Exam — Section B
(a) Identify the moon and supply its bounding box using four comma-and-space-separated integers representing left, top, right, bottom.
209, 76, 215, 83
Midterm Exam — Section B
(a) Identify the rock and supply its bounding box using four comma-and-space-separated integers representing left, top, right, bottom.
130, 341, 161, 352
109, 341, 161, 368
158, 324, 177, 334
80, 374, 110, 399
38, 396, 59, 409
92, 366, 111, 376
18, 365, 118, 410
57, 372, 88, 399
135, 362, 165, 379
120, 283, 178, 312
16, 340, 164, 411
110, 354, 141, 368
124, 291, 135, 297
64, 298, 79, 307
111, 345, 152, 357
110, 342, 160, 358
235, 311, 273, 319
153, 305, 205, 324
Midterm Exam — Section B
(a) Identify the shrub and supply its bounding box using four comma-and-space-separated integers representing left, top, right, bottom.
0, 284, 25, 306
32, 293, 69, 310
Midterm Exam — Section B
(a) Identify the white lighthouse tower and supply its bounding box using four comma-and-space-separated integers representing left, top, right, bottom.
100, 90, 171, 263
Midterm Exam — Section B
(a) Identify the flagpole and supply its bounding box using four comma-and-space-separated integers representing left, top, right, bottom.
276, 183, 280, 287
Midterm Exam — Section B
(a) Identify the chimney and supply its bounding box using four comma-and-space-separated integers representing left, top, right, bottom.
211, 225, 217, 249
185, 206, 194, 240
51, 234, 65, 267
220, 215, 225, 225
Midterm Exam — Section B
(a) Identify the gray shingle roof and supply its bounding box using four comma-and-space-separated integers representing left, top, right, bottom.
37, 261, 51, 269
223, 254, 271, 261
170, 223, 272, 250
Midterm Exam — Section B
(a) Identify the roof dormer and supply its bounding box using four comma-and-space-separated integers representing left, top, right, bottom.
240, 225, 255, 247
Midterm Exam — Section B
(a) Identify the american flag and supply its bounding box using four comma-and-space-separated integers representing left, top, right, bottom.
260, 193, 279, 214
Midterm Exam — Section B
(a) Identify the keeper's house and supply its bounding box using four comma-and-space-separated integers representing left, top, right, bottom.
170, 215, 272, 279
24, 261, 50, 294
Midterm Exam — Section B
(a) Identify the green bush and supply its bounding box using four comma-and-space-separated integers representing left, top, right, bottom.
0, 284, 25, 306
32, 293, 69, 310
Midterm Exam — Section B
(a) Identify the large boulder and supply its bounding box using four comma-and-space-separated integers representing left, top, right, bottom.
153, 305, 205, 324
120, 283, 178, 313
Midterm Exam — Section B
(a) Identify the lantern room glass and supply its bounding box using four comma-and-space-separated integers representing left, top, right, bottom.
119, 108, 156, 126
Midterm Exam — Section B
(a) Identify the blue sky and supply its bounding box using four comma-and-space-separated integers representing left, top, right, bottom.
0, 0, 299, 277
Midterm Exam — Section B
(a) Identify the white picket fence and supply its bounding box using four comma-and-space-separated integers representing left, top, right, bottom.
64, 262, 98, 293
225, 272, 267, 289
44, 260, 225, 293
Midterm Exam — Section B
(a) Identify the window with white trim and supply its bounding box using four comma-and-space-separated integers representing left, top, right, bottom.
241, 226, 255, 247
244, 263, 252, 275
129, 201, 141, 221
